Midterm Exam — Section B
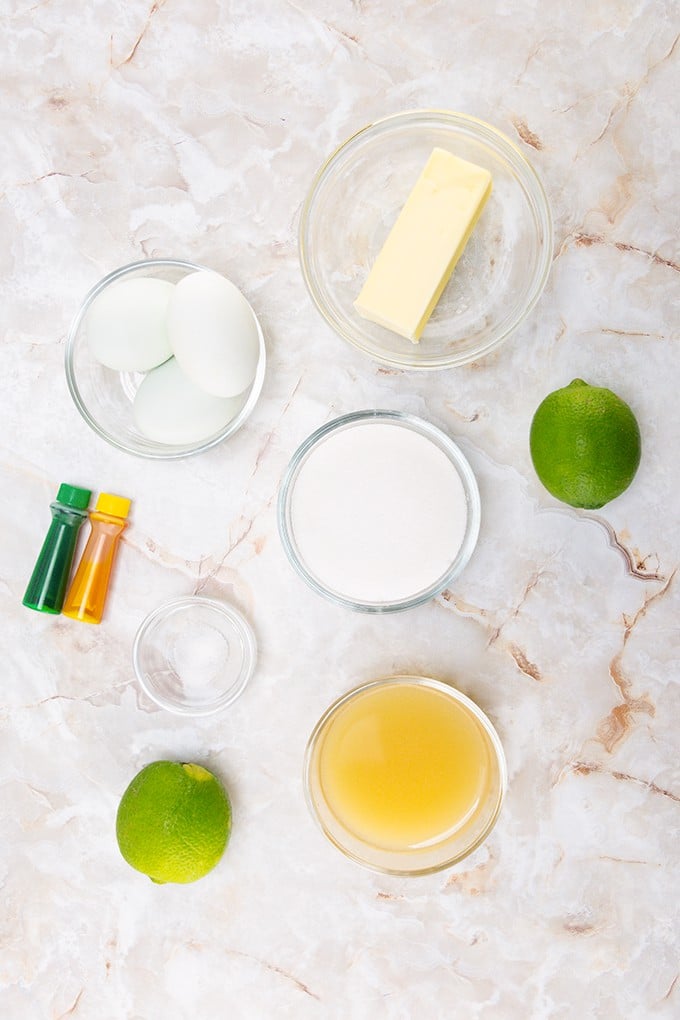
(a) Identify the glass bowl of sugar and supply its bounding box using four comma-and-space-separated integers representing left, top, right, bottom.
132, 597, 256, 715
278, 410, 481, 612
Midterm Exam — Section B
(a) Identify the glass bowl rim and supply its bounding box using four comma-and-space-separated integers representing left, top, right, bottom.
65, 257, 267, 460
131, 595, 257, 717
277, 409, 481, 613
303, 674, 508, 876
298, 108, 553, 370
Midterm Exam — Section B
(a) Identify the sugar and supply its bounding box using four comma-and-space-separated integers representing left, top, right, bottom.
170, 621, 230, 694
289, 421, 468, 604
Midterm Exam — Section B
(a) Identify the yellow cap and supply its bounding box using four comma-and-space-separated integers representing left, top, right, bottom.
95, 492, 132, 519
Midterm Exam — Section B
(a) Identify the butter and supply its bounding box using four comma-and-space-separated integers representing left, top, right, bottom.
354, 148, 492, 343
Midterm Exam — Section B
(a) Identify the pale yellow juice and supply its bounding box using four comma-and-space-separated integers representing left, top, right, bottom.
316, 682, 495, 851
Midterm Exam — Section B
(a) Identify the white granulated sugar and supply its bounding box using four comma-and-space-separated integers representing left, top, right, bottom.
290, 422, 468, 603
170, 621, 231, 694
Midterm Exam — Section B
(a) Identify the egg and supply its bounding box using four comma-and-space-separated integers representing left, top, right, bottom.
87, 277, 174, 372
167, 270, 260, 398
133, 357, 246, 445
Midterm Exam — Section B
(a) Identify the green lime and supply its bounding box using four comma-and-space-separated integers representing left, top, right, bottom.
116, 761, 231, 884
530, 379, 641, 509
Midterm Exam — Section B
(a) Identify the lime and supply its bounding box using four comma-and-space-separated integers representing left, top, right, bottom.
116, 761, 231, 884
530, 379, 641, 509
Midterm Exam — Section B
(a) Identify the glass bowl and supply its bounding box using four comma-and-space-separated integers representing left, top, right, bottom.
278, 410, 481, 613
304, 676, 507, 875
132, 596, 256, 716
299, 109, 552, 369
65, 259, 266, 459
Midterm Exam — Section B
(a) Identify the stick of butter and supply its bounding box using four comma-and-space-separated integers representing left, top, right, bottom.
354, 148, 492, 343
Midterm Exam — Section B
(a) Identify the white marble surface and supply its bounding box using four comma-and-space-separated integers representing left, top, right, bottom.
2, 1, 679, 1017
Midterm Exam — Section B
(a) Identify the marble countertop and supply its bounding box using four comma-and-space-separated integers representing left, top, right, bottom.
2, 1, 678, 1017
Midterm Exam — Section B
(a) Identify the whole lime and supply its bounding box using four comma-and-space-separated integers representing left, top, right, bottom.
116, 761, 231, 884
530, 379, 641, 509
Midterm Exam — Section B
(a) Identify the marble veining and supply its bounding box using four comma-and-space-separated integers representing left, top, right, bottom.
1, 0, 679, 1017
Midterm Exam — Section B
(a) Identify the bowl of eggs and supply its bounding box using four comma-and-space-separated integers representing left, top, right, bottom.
65, 259, 266, 458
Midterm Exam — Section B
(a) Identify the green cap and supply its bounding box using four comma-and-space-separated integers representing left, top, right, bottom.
56, 483, 92, 510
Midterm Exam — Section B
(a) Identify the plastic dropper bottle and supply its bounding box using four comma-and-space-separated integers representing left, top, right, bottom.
23, 483, 93, 614
62, 492, 131, 624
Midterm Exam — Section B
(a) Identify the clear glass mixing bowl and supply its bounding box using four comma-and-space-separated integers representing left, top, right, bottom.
65, 259, 266, 459
299, 109, 552, 369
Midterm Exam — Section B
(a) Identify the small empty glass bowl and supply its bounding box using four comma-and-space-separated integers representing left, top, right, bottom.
65, 259, 266, 459
299, 109, 552, 369
304, 676, 507, 875
132, 597, 256, 716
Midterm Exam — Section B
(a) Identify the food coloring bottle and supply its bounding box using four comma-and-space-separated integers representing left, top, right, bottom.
62, 493, 131, 624
23, 483, 92, 614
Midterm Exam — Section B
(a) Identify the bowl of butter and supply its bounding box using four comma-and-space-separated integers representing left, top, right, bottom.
299, 110, 552, 369
66, 259, 266, 458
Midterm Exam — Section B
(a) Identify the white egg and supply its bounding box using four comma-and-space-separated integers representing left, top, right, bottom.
87, 277, 174, 372
133, 357, 246, 445
167, 270, 261, 398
